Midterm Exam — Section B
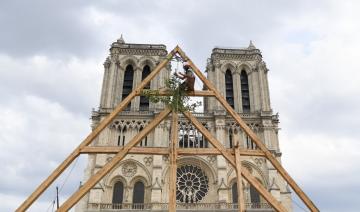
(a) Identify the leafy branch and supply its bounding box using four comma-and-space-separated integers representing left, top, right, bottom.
141, 76, 201, 112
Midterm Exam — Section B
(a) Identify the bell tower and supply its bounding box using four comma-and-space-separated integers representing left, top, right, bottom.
99, 35, 169, 111
204, 41, 292, 210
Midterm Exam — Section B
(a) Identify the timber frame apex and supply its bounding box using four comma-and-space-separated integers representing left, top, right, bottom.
16, 46, 319, 212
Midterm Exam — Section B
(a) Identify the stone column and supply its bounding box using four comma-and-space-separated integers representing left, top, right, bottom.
104, 59, 117, 108
206, 69, 213, 112
216, 68, 225, 111
251, 70, 261, 112
263, 70, 272, 111
100, 58, 111, 108
132, 67, 142, 111
215, 117, 229, 203
150, 125, 166, 203
233, 71, 242, 113
258, 69, 266, 112
114, 65, 124, 106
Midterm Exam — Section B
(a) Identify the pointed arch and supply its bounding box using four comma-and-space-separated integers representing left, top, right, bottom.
140, 65, 151, 110
240, 70, 250, 112
232, 182, 238, 203
138, 56, 157, 69
123, 65, 134, 110
250, 183, 261, 204
228, 129, 233, 148
120, 56, 138, 70
132, 181, 145, 208
112, 181, 124, 206
225, 69, 235, 108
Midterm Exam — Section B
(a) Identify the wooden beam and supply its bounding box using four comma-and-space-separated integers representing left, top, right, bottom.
234, 140, 245, 212
183, 111, 287, 212
80, 146, 169, 155
169, 112, 178, 212
57, 108, 171, 211
176, 47, 319, 212
16, 47, 177, 212
137, 90, 215, 97
80, 146, 265, 157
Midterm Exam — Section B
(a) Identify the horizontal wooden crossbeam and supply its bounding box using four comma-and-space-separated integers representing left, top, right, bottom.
136, 90, 215, 97
79, 146, 265, 156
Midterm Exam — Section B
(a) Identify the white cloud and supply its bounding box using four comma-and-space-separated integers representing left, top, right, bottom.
0, 95, 88, 211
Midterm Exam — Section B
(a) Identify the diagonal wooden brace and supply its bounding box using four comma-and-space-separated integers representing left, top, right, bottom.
176, 47, 319, 212
183, 111, 287, 212
57, 108, 171, 211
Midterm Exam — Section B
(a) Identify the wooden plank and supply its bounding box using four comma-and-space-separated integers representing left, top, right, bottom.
80, 146, 264, 157
136, 90, 215, 97
183, 111, 287, 212
80, 146, 169, 155
16, 48, 177, 212
169, 112, 178, 212
234, 140, 245, 212
57, 108, 171, 211
176, 47, 319, 212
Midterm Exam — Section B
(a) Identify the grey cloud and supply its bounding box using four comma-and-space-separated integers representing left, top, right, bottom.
0, 1, 103, 58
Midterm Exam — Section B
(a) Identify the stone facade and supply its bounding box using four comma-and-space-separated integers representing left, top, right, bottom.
75, 37, 292, 212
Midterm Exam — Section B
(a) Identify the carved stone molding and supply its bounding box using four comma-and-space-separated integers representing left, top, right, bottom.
111, 120, 149, 131
143, 157, 153, 166
103, 57, 111, 69
122, 162, 137, 177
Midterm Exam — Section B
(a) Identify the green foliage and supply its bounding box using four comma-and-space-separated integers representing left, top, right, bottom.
141, 76, 201, 112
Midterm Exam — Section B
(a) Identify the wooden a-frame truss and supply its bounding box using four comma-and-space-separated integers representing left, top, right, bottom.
16, 46, 319, 212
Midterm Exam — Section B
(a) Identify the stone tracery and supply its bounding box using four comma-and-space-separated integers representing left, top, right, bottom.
176, 164, 209, 203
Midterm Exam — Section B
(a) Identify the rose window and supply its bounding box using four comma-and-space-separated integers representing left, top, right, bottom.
176, 165, 209, 203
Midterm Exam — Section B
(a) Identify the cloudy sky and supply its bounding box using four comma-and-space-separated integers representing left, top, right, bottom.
1, 0, 360, 211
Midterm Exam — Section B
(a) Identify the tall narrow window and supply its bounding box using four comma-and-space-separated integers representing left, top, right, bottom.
132, 181, 145, 209
139, 126, 147, 147
123, 65, 134, 110
112, 181, 124, 208
225, 69, 235, 108
250, 185, 260, 204
140, 65, 151, 110
122, 127, 127, 146
240, 70, 250, 112
232, 183, 238, 203
229, 130, 233, 148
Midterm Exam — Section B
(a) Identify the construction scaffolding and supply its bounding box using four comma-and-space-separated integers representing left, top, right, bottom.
16, 46, 319, 212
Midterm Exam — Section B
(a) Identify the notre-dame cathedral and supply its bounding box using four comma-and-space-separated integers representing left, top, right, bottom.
75, 36, 293, 212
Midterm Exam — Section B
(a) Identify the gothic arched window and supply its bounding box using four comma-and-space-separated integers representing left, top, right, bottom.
240, 70, 250, 112
140, 65, 151, 110
123, 65, 134, 110
132, 181, 145, 209
232, 182, 238, 203
112, 181, 124, 207
225, 69, 235, 108
229, 130, 233, 148
176, 164, 209, 203
139, 126, 148, 147
250, 185, 260, 204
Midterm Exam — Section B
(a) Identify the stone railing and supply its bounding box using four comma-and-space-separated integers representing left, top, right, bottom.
88, 202, 272, 210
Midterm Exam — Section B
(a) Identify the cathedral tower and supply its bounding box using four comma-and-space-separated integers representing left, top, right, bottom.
76, 38, 292, 212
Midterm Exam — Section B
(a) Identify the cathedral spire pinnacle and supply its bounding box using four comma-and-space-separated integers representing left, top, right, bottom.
248, 40, 256, 49
117, 34, 125, 44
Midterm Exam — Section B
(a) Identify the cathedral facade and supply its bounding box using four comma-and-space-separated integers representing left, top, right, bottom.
75, 37, 292, 212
